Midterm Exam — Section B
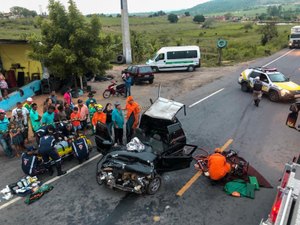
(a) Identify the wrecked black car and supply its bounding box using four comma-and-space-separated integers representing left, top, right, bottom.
95, 97, 197, 194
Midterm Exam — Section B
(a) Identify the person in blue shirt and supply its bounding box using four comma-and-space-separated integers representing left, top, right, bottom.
0, 109, 13, 157
112, 102, 124, 145
41, 105, 55, 127
124, 74, 132, 97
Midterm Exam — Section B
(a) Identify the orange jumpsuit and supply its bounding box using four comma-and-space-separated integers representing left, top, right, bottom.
208, 153, 231, 181
125, 96, 141, 129
92, 112, 107, 126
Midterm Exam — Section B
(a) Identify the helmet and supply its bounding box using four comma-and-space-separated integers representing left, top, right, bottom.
254, 76, 260, 80
26, 97, 33, 102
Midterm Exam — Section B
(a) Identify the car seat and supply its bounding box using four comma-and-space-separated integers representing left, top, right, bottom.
149, 134, 165, 155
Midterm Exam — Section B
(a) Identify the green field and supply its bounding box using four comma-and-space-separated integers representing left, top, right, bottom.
0, 16, 294, 66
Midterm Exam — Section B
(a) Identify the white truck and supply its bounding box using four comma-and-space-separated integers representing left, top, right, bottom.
289, 26, 300, 49
260, 103, 300, 225
146, 46, 201, 72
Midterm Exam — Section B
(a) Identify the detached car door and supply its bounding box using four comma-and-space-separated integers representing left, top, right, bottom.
95, 122, 113, 154
157, 123, 197, 172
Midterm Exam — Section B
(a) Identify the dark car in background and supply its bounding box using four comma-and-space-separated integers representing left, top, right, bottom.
122, 65, 154, 84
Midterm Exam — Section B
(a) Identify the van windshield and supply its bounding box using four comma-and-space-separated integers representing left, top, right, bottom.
152, 54, 158, 61
268, 72, 289, 82
291, 34, 300, 38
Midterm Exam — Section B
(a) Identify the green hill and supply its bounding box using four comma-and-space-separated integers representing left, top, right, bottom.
175, 0, 300, 15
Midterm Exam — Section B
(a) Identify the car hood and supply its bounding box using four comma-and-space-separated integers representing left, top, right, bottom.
274, 82, 300, 91
144, 97, 185, 121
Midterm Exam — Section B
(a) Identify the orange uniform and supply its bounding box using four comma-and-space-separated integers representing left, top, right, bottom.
92, 112, 107, 126
125, 96, 141, 129
70, 112, 81, 127
208, 153, 231, 181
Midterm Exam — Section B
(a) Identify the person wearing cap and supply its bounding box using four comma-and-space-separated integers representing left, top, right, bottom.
21, 147, 44, 176
41, 105, 56, 127
125, 96, 141, 143
207, 148, 232, 181
0, 109, 14, 157
23, 97, 33, 111
38, 125, 66, 176
12, 102, 29, 126
29, 103, 41, 132
85, 92, 97, 107
112, 102, 124, 145
92, 105, 106, 129
76, 99, 89, 131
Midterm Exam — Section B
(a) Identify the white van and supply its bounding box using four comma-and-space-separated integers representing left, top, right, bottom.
146, 46, 201, 72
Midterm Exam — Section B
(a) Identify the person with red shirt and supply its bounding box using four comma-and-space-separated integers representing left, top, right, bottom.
70, 107, 81, 131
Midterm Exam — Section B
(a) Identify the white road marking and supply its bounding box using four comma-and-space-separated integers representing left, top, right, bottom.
0, 153, 102, 211
189, 88, 225, 108
263, 49, 295, 67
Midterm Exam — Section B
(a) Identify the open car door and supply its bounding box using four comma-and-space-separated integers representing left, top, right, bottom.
158, 144, 197, 172
95, 122, 113, 154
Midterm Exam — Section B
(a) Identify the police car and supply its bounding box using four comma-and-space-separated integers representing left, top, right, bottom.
238, 67, 300, 101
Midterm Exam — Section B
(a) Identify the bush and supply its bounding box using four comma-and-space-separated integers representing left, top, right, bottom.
193, 15, 205, 23
168, 14, 178, 23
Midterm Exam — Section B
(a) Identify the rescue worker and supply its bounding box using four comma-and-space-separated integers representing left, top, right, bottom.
125, 96, 141, 143
251, 76, 263, 107
38, 125, 66, 176
59, 123, 76, 141
21, 147, 45, 176
208, 148, 231, 181
92, 105, 106, 130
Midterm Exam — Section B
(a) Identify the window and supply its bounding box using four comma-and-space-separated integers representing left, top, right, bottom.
139, 66, 152, 73
249, 71, 262, 78
167, 50, 197, 60
156, 53, 164, 61
260, 74, 269, 83
268, 72, 288, 82
291, 34, 300, 38
132, 67, 138, 74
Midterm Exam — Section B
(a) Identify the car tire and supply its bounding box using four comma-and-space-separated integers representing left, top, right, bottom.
103, 90, 111, 99
241, 82, 249, 92
269, 90, 279, 102
149, 79, 154, 84
152, 67, 159, 73
187, 65, 194, 72
147, 175, 161, 195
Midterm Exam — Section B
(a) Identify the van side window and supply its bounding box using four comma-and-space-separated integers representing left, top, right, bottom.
249, 71, 261, 78
260, 74, 269, 83
156, 53, 164, 61
167, 50, 197, 60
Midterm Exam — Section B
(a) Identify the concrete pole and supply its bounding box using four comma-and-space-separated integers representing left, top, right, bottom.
121, 0, 132, 64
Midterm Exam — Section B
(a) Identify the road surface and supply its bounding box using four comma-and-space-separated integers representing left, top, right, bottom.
0, 49, 299, 225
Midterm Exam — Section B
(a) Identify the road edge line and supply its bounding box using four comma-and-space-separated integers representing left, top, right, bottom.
0, 153, 102, 211
263, 49, 295, 67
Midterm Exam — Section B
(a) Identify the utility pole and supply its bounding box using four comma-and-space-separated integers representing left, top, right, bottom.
120, 0, 132, 64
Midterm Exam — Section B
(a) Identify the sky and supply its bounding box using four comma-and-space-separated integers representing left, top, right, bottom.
0, 0, 209, 14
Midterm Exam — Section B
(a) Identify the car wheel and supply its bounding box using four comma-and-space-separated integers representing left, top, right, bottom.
149, 79, 154, 84
147, 175, 161, 195
241, 82, 249, 92
269, 90, 279, 102
152, 67, 159, 73
187, 66, 194, 72
96, 171, 104, 185
103, 90, 111, 99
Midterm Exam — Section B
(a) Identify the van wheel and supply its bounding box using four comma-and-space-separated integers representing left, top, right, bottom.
269, 90, 279, 102
187, 66, 194, 72
152, 67, 159, 73
241, 82, 249, 92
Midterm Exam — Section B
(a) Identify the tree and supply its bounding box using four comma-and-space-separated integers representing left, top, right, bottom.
168, 14, 178, 23
185, 12, 190, 17
10, 6, 37, 17
193, 15, 205, 23
28, 0, 112, 86
259, 23, 278, 45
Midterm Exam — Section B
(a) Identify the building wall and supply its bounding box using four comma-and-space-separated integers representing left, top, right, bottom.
0, 43, 42, 80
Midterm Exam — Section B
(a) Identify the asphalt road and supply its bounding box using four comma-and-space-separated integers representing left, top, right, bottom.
0, 49, 300, 225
